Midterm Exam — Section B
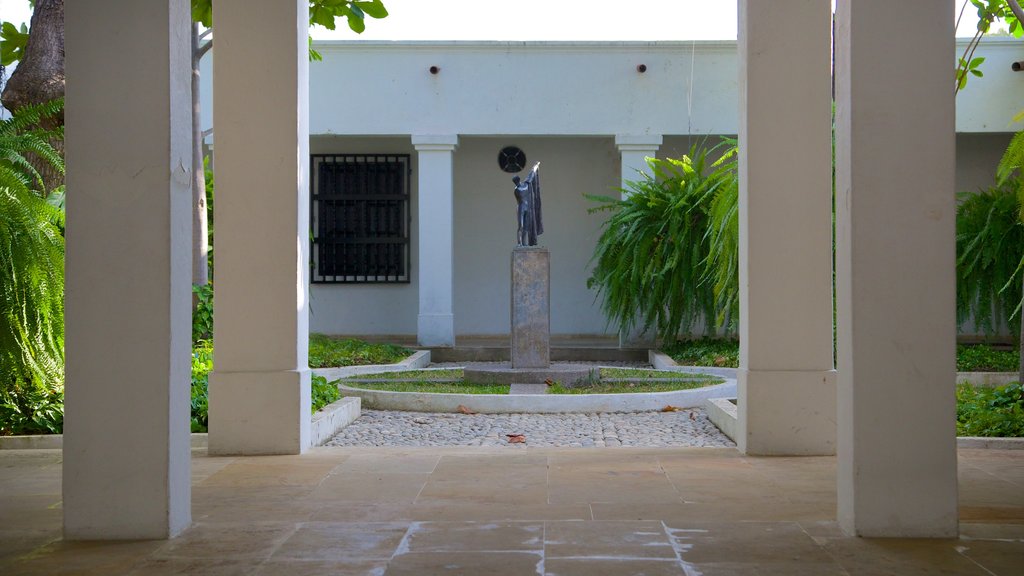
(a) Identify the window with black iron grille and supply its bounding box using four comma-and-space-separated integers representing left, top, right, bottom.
310, 154, 411, 283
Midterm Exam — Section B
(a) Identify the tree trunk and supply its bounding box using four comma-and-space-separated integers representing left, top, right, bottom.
1, 0, 65, 196
192, 23, 209, 288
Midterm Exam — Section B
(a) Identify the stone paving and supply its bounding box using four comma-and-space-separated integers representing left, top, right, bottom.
326, 408, 735, 448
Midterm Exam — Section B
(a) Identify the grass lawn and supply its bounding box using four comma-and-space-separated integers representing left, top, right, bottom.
342, 369, 463, 381
662, 339, 739, 368
957, 344, 1020, 372
663, 340, 1022, 374
343, 381, 510, 394
548, 380, 714, 394
308, 334, 412, 368
956, 382, 1024, 437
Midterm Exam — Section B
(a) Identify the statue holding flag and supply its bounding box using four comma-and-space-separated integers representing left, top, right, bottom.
512, 162, 543, 247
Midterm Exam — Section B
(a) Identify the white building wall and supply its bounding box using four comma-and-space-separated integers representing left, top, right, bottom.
201, 38, 1021, 339
308, 136, 419, 336
453, 137, 619, 336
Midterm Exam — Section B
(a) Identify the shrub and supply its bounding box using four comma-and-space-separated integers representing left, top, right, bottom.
0, 99, 65, 435
586, 140, 738, 341
957, 382, 1024, 437
957, 344, 1020, 372
662, 338, 739, 368
956, 181, 1024, 338
190, 342, 213, 432
192, 283, 213, 344
308, 333, 410, 368
311, 374, 340, 412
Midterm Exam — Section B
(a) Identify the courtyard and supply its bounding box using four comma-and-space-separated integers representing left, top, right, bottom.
2, 446, 1022, 574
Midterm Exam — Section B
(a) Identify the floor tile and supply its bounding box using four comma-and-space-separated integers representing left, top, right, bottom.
401, 521, 544, 552
544, 520, 676, 560
384, 551, 544, 575
271, 521, 408, 562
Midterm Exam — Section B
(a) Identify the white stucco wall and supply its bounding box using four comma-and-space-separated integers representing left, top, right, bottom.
202, 38, 1021, 339
453, 137, 618, 336
307, 136, 420, 336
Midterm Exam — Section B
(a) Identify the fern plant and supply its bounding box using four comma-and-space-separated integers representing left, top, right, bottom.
586, 140, 739, 341
0, 99, 65, 434
955, 181, 1024, 338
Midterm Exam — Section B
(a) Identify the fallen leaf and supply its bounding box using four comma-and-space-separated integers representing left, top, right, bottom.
456, 404, 476, 415
544, 378, 554, 386
506, 434, 526, 444
661, 405, 681, 412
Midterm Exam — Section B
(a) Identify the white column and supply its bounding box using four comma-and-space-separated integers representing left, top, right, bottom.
63, 0, 192, 539
615, 135, 662, 348
835, 0, 958, 537
616, 134, 663, 197
413, 135, 458, 347
208, 0, 311, 455
737, 0, 836, 456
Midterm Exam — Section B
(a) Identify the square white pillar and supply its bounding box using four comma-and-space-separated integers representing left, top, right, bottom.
737, 0, 836, 456
615, 134, 662, 348
208, 0, 311, 455
63, 0, 192, 539
835, 0, 958, 537
413, 135, 458, 347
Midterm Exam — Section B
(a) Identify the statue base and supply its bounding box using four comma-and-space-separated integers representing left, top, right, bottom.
511, 247, 550, 369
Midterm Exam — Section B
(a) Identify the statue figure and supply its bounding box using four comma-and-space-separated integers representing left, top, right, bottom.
513, 162, 543, 246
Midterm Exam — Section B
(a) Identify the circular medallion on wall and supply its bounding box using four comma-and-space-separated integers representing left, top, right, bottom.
498, 146, 527, 173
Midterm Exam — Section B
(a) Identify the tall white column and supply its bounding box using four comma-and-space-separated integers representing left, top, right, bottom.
835, 0, 958, 537
63, 0, 192, 539
208, 0, 311, 455
413, 135, 458, 347
737, 0, 836, 456
615, 135, 663, 348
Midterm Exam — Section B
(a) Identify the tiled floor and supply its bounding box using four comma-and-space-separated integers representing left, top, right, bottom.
1, 447, 1022, 575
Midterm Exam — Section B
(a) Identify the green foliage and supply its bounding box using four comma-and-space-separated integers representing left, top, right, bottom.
204, 155, 215, 279
0, 98, 64, 196
957, 0, 1023, 92
311, 374, 340, 412
190, 0, 388, 60
957, 344, 1020, 372
0, 385, 62, 435
190, 342, 213, 432
0, 20, 29, 66
0, 100, 64, 429
661, 338, 740, 368
308, 334, 411, 368
586, 140, 739, 341
957, 381, 1024, 437
192, 283, 213, 344
955, 182, 1024, 337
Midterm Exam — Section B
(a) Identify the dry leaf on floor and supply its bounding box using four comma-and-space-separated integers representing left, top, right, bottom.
544, 378, 554, 386
506, 434, 526, 443
456, 404, 476, 415
661, 405, 681, 412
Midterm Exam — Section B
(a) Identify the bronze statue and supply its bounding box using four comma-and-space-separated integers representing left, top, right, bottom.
513, 162, 543, 246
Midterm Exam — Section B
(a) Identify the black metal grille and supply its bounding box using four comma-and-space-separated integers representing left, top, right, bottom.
311, 154, 411, 283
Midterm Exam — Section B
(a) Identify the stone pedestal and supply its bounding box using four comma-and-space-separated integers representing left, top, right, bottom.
511, 247, 551, 368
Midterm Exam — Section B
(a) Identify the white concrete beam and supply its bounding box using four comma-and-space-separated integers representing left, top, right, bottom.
737, 0, 836, 455
63, 0, 192, 539
413, 135, 458, 347
208, 0, 311, 455
835, 0, 959, 537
